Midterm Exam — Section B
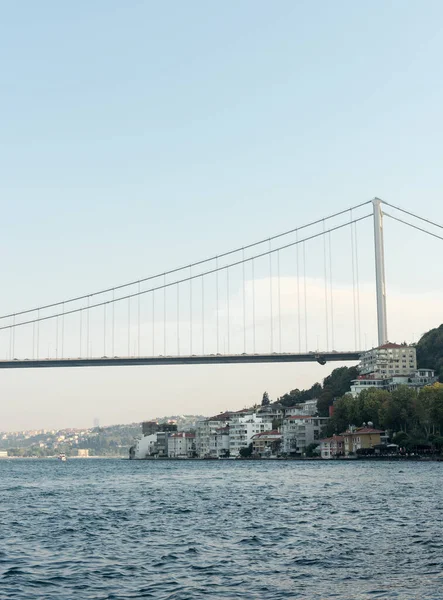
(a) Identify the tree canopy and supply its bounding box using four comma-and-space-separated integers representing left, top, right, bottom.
416, 324, 443, 382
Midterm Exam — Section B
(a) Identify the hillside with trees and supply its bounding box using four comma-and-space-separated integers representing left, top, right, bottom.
416, 324, 443, 382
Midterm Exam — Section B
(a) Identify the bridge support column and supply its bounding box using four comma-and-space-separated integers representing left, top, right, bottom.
373, 197, 388, 346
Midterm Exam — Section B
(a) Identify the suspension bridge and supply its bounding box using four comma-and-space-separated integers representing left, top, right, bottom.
1, 198, 441, 369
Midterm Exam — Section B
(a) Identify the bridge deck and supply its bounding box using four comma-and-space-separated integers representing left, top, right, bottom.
0, 352, 361, 369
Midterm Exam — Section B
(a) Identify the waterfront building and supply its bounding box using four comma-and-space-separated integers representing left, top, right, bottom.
319, 435, 344, 459
168, 433, 196, 458
341, 426, 384, 456
229, 414, 272, 458
281, 415, 329, 456
251, 430, 282, 457
131, 433, 158, 459
209, 425, 230, 458
195, 412, 232, 458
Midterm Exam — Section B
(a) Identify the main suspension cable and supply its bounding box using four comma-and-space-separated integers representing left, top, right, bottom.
0, 201, 372, 321
0, 214, 372, 332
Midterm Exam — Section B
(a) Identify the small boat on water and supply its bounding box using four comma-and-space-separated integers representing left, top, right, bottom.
58, 453, 67, 462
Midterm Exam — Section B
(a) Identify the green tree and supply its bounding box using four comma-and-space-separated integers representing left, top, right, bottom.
261, 392, 270, 406
239, 443, 253, 458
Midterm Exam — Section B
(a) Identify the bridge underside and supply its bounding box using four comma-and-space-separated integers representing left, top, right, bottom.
0, 352, 361, 369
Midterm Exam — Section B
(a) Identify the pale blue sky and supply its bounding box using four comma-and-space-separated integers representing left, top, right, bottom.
1, 1, 443, 430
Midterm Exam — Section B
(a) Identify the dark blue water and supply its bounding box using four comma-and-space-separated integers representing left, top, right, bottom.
1, 459, 443, 599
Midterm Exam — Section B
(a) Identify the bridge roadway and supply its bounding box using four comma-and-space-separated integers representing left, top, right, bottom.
0, 352, 361, 369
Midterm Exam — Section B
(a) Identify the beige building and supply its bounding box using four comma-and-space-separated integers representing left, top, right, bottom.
359, 343, 416, 377
342, 426, 383, 455
251, 430, 282, 457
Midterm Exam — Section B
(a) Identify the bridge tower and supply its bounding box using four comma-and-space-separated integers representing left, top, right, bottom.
373, 197, 388, 346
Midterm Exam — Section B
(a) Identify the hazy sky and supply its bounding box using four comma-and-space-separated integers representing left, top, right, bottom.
1, 1, 443, 431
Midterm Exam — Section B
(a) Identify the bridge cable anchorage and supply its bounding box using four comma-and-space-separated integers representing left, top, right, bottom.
328, 232, 335, 352
296, 231, 301, 353
252, 258, 256, 353
354, 221, 362, 350
269, 239, 273, 353
277, 250, 282, 353
0, 201, 372, 322
0, 214, 373, 333
323, 220, 329, 352
383, 212, 443, 242
176, 283, 180, 356
350, 210, 357, 351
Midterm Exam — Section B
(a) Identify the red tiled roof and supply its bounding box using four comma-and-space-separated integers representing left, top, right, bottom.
252, 430, 282, 439
320, 436, 343, 443
341, 427, 384, 435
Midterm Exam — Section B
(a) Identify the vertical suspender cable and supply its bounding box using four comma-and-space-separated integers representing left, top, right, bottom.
139, 282, 142, 357
201, 277, 205, 354
80, 308, 83, 357
152, 292, 155, 357
112, 289, 115, 357
277, 250, 282, 353
163, 276, 166, 357
323, 220, 329, 352
303, 242, 308, 352
227, 267, 230, 354
252, 258, 256, 354
103, 302, 107, 357
296, 232, 301, 353
189, 266, 193, 355
350, 210, 357, 351
87, 296, 90, 358
37, 310, 40, 360
176, 284, 180, 355
127, 296, 131, 357
32, 322, 35, 360
242, 249, 246, 353
269, 240, 273, 353
61, 302, 65, 358
328, 232, 335, 351
216, 257, 219, 355
55, 314, 59, 359
354, 222, 362, 350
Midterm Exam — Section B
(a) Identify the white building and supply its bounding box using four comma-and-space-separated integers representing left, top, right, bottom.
359, 343, 417, 377
229, 414, 272, 457
168, 433, 196, 458
281, 415, 329, 456
209, 426, 230, 458
195, 412, 232, 458
351, 368, 437, 397
284, 399, 318, 417
131, 433, 158, 459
